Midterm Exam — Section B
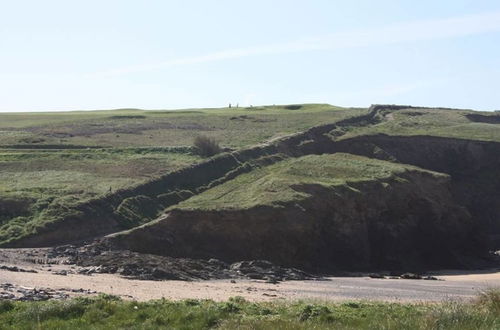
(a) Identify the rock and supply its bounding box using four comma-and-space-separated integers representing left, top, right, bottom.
262, 293, 277, 297
208, 258, 227, 267
75, 249, 320, 281
1, 282, 97, 301
53, 270, 68, 276
265, 277, 280, 284
0, 265, 19, 272
400, 273, 422, 280
368, 273, 385, 279
0, 265, 36, 273
246, 272, 266, 280
423, 276, 439, 280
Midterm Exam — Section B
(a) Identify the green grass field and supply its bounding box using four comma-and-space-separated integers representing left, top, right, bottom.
0, 290, 499, 329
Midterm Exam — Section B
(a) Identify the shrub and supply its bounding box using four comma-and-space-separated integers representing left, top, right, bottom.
193, 136, 221, 157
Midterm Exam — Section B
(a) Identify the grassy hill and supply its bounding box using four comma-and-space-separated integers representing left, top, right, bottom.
0, 104, 360, 243
176, 153, 445, 211
0, 103, 499, 258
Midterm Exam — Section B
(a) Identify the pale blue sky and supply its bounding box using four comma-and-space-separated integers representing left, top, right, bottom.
1, 0, 500, 112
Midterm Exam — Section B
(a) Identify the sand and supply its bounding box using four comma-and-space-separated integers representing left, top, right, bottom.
2, 264, 500, 302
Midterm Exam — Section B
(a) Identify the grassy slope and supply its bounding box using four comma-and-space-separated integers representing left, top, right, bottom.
177, 153, 444, 211
0, 104, 361, 242
0, 104, 361, 202
341, 107, 500, 142
0, 291, 499, 329
0, 149, 198, 199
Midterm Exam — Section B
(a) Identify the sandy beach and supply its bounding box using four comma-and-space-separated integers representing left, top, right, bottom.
2, 261, 500, 302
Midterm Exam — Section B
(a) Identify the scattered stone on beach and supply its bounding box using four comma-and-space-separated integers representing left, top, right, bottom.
369, 273, 441, 280
0, 265, 37, 273
0, 282, 97, 301
53, 270, 68, 276
401, 273, 422, 280
423, 276, 439, 281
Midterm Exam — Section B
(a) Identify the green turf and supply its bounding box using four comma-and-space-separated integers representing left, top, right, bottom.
0, 148, 200, 242
177, 153, 444, 211
0, 290, 499, 329
0, 148, 199, 201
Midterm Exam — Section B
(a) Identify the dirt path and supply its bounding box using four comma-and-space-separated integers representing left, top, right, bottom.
2, 265, 499, 302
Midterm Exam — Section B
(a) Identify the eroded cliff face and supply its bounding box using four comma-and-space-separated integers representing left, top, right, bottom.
324, 135, 500, 243
105, 170, 483, 272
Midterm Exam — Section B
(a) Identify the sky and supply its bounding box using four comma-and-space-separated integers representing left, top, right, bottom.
1, 1, 500, 112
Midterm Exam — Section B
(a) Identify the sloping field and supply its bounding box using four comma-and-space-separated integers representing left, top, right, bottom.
0, 104, 361, 245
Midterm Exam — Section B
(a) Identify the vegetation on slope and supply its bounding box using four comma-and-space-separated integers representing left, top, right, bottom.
0, 149, 199, 243
340, 107, 500, 142
0, 291, 500, 329
0, 104, 362, 244
177, 153, 445, 211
